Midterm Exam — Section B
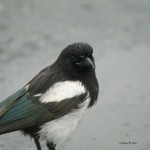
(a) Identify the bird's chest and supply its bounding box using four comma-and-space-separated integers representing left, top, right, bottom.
39, 98, 90, 145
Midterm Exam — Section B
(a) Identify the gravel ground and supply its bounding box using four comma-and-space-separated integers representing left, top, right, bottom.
0, 0, 150, 150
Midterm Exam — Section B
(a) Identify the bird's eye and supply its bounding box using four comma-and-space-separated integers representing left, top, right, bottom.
71, 56, 77, 62
80, 56, 85, 59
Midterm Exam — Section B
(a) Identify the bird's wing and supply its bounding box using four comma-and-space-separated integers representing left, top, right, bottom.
0, 66, 88, 134
0, 86, 87, 135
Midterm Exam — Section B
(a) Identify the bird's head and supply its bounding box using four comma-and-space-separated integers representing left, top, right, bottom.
57, 42, 95, 75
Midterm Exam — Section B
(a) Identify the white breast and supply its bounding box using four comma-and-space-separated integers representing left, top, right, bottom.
37, 81, 90, 146
39, 96, 90, 146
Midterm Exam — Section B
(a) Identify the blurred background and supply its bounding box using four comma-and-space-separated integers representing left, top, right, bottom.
0, 0, 150, 150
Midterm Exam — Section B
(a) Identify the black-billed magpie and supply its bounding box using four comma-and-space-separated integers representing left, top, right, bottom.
0, 42, 99, 150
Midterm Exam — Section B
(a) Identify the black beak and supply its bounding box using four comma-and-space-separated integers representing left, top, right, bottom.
76, 57, 95, 69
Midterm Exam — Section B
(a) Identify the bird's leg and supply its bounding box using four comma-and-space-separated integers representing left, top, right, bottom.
34, 137, 42, 150
46, 142, 56, 150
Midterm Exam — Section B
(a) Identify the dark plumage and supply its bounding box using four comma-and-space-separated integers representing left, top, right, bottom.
0, 42, 99, 150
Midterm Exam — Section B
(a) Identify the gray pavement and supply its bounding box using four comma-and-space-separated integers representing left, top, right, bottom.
0, 0, 150, 150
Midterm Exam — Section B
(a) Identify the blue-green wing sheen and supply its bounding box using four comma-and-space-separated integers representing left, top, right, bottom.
0, 87, 87, 135
0, 88, 50, 134
0, 88, 26, 118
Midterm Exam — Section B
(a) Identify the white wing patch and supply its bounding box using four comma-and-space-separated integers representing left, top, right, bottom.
24, 84, 29, 90
33, 93, 43, 97
40, 81, 86, 103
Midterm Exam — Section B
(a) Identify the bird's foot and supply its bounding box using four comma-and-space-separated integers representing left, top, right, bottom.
47, 142, 56, 150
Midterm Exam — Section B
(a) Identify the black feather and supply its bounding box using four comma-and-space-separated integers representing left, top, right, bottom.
0, 42, 99, 147
27, 42, 99, 107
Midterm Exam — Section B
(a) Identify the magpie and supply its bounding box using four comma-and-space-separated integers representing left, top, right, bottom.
0, 42, 99, 150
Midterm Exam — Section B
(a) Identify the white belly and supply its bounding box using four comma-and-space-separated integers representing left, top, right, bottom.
39, 97, 90, 146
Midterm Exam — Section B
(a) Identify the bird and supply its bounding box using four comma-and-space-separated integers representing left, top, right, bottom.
0, 42, 99, 150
